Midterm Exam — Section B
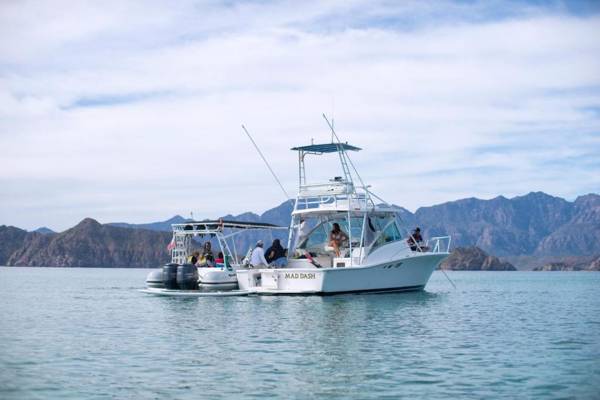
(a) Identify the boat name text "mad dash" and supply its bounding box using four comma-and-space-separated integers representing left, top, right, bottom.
284, 272, 316, 279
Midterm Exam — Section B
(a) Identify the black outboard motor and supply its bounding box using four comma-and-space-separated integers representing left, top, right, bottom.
163, 263, 180, 289
177, 264, 199, 290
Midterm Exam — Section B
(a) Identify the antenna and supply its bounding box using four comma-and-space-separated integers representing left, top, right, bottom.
330, 97, 335, 142
322, 113, 368, 191
242, 125, 293, 205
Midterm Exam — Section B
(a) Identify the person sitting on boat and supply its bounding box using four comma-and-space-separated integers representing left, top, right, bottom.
266, 239, 288, 267
407, 227, 427, 252
215, 251, 225, 264
329, 222, 349, 257
188, 251, 200, 265
197, 242, 215, 267
250, 240, 269, 268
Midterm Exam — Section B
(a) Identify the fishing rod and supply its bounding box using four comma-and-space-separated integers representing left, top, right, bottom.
241, 125, 293, 205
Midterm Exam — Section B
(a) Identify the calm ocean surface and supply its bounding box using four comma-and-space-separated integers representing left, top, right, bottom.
0, 268, 599, 399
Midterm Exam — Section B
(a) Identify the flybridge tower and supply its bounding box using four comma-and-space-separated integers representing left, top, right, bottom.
291, 142, 362, 195
288, 141, 379, 218
287, 140, 386, 264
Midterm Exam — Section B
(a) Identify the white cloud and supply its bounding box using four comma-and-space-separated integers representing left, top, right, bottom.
1, 1, 599, 230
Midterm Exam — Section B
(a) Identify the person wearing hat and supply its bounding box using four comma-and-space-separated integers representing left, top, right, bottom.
250, 240, 269, 268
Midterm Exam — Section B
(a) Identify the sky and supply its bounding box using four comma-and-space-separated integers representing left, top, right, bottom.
1, 0, 599, 231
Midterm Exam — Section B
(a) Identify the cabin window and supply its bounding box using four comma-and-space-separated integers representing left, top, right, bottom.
382, 222, 401, 243
370, 220, 401, 252
301, 224, 328, 250
335, 217, 365, 245
298, 217, 364, 253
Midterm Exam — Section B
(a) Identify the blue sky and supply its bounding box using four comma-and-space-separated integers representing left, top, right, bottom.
1, 0, 599, 231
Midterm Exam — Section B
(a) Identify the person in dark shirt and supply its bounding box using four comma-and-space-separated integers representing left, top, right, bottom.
266, 239, 287, 267
413, 227, 423, 242
408, 227, 426, 252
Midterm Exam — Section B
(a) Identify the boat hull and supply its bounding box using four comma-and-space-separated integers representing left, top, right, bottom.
140, 288, 250, 297
236, 253, 447, 294
198, 267, 239, 285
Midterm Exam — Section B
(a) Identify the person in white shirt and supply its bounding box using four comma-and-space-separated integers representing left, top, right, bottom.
250, 240, 269, 268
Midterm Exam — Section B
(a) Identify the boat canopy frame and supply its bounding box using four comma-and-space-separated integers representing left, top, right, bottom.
170, 220, 288, 265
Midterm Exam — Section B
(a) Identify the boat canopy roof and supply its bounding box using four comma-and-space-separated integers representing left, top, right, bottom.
291, 142, 361, 153
291, 204, 400, 216
172, 220, 286, 232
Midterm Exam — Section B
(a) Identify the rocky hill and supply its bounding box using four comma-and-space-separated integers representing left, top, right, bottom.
533, 194, 600, 256
33, 227, 55, 234
4, 219, 171, 267
107, 215, 190, 232
532, 256, 600, 271
0, 225, 29, 264
439, 246, 516, 271
407, 192, 600, 257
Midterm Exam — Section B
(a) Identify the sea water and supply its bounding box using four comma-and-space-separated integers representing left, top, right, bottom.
0, 268, 598, 399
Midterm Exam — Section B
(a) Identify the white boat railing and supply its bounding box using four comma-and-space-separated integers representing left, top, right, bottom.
298, 181, 354, 196
427, 236, 452, 253
294, 192, 375, 213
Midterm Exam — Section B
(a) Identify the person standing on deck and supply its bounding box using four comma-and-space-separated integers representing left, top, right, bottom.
250, 240, 269, 268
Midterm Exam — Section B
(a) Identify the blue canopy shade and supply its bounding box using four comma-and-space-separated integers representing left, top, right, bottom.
290, 142, 361, 153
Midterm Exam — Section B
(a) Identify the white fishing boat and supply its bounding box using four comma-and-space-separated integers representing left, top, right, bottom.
145, 220, 287, 290
237, 137, 451, 294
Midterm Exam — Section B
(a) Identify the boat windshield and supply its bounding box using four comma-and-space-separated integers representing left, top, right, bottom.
295, 214, 401, 256
368, 216, 402, 252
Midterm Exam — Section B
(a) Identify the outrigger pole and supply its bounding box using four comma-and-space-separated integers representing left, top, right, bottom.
241, 125, 294, 206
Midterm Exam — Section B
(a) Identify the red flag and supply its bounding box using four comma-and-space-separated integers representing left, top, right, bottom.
167, 237, 176, 251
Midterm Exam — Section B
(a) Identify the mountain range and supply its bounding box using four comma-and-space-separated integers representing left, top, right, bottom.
109, 191, 600, 258
1, 191, 598, 268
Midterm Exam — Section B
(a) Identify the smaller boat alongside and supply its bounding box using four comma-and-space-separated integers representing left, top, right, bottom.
144, 220, 287, 292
